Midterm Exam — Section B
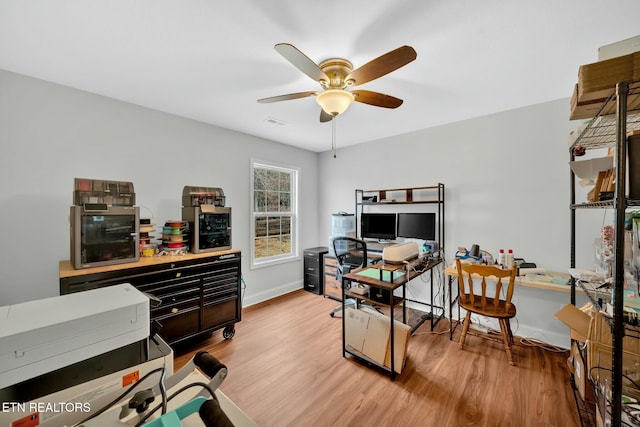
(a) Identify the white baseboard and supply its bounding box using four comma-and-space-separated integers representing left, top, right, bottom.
512, 325, 570, 350
405, 300, 571, 350
472, 316, 570, 350
242, 279, 303, 308
242, 281, 572, 350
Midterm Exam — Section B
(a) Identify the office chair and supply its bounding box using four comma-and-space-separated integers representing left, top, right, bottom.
329, 236, 368, 318
455, 258, 518, 365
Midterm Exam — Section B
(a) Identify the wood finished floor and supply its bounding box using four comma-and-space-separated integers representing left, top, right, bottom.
174, 290, 581, 427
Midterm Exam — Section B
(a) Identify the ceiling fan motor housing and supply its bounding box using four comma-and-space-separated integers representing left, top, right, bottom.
318, 58, 354, 89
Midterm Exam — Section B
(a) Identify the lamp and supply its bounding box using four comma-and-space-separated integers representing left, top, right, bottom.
316, 89, 354, 116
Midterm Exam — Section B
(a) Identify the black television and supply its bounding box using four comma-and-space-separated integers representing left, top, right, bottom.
396, 212, 436, 241
360, 213, 397, 240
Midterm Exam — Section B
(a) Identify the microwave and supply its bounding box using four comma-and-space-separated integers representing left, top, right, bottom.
182, 206, 231, 253
70, 204, 140, 269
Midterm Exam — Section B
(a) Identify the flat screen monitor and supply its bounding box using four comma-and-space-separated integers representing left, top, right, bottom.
396, 212, 436, 241
360, 213, 397, 240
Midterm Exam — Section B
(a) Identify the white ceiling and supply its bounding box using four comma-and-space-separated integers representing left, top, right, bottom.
1, 1, 639, 153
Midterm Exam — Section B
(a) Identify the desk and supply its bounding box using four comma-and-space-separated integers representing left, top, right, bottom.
443, 265, 573, 340
341, 257, 444, 379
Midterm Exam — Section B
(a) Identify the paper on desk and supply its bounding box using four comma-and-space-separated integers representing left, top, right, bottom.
568, 268, 605, 282
356, 267, 405, 281
569, 156, 613, 184
525, 273, 569, 285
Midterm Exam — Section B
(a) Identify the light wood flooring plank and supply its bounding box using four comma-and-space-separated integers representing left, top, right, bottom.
174, 290, 581, 427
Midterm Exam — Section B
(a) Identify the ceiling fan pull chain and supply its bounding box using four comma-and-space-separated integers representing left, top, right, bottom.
332, 115, 337, 158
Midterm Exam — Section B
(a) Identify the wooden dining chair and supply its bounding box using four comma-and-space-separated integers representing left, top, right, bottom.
455, 258, 518, 365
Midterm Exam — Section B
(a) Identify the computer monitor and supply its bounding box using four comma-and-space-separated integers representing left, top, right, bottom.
396, 212, 436, 241
360, 213, 397, 240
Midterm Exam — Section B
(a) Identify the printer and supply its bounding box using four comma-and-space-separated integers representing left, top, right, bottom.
382, 241, 420, 264
0, 283, 150, 390
0, 284, 256, 427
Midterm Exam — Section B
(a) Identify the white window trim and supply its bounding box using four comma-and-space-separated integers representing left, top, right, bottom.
250, 159, 300, 269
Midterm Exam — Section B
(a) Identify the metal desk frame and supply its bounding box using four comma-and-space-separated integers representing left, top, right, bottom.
341, 257, 444, 380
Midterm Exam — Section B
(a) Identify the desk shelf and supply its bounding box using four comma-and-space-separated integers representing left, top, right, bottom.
344, 289, 404, 307
357, 185, 443, 205
354, 184, 445, 252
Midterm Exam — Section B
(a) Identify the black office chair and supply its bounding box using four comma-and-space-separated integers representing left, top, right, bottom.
329, 236, 368, 317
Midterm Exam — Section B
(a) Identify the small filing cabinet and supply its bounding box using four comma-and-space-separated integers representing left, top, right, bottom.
303, 247, 328, 295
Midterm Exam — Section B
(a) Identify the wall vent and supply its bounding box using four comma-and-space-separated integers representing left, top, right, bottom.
264, 117, 287, 126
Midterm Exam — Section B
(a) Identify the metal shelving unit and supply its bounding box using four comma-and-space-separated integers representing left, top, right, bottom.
353, 185, 446, 332
570, 81, 640, 427
354, 184, 445, 247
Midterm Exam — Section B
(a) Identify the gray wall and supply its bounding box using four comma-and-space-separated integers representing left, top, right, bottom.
0, 69, 320, 307
317, 99, 599, 347
1, 68, 599, 348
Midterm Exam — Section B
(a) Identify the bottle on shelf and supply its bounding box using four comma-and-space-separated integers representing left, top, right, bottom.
498, 249, 505, 267
506, 249, 514, 268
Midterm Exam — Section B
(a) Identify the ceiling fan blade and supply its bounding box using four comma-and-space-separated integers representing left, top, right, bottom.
352, 90, 403, 109
275, 43, 329, 85
345, 45, 417, 86
257, 91, 317, 103
319, 109, 333, 123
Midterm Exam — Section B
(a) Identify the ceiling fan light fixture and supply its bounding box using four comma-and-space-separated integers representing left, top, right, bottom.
316, 89, 354, 116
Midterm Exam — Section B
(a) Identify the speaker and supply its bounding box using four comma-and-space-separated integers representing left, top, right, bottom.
469, 244, 480, 258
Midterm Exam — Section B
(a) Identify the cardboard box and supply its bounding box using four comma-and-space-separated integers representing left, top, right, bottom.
555, 303, 640, 353
384, 319, 411, 374
596, 402, 604, 427
362, 310, 390, 365
557, 305, 640, 401
588, 308, 640, 353
577, 52, 639, 103
586, 340, 640, 399
582, 310, 640, 399
555, 303, 591, 342
345, 307, 369, 352
570, 83, 610, 120
344, 307, 410, 374
570, 79, 640, 120
570, 341, 595, 402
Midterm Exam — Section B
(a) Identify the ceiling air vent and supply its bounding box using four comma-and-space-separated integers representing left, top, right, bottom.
264, 117, 287, 126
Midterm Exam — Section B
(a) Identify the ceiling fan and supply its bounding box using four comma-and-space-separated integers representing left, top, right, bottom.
258, 43, 417, 122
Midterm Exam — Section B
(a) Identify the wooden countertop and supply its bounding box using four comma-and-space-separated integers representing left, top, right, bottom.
60, 249, 241, 278
443, 265, 574, 293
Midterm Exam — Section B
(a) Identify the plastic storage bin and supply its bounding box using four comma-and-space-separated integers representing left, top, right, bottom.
331, 213, 355, 235
329, 213, 355, 255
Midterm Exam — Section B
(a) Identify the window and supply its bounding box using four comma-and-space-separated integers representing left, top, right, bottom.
251, 160, 298, 268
